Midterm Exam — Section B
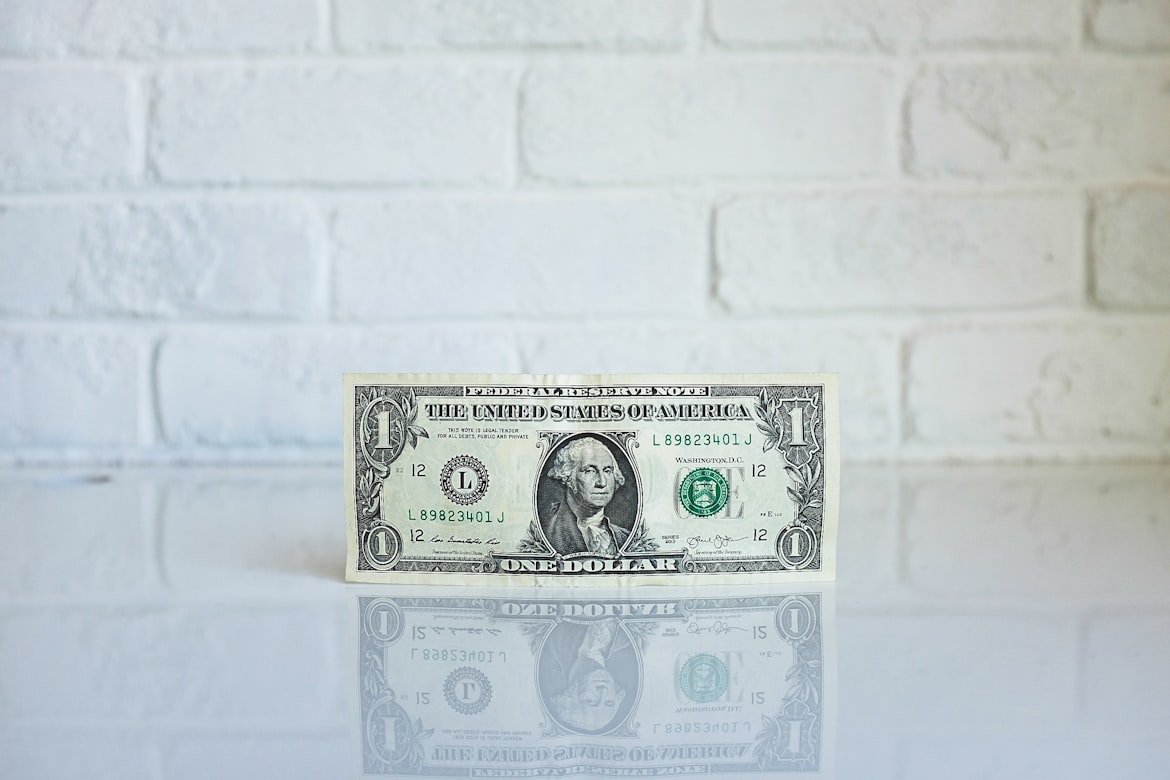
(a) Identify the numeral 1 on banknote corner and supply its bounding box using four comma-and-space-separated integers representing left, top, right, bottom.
375, 411, 396, 450
788, 406, 806, 446
364, 525, 403, 569
777, 525, 816, 569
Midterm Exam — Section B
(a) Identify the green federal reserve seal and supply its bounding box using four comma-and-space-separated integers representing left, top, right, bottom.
679, 654, 728, 703
678, 468, 730, 517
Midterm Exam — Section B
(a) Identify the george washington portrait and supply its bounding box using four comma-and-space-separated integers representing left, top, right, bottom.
538, 434, 638, 557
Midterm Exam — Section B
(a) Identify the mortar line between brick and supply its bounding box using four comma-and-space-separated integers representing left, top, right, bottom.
5, 177, 1168, 199
142, 68, 161, 183
148, 337, 167, 449
1078, 0, 1094, 51
693, 0, 713, 53
319, 0, 336, 53
895, 57, 919, 181
1081, 189, 1097, 309
2, 309, 1170, 330
4, 48, 1170, 66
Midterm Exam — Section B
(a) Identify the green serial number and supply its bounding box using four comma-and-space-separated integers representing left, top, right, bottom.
408, 508, 505, 523
652, 432, 752, 446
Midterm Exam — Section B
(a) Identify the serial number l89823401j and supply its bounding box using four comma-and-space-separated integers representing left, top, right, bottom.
652, 432, 752, 446
408, 508, 505, 523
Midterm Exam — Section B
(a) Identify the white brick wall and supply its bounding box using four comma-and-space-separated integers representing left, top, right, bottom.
907, 64, 1170, 178
2, 1, 1169, 464
0, 68, 133, 188
150, 66, 517, 184
522, 62, 895, 182
0, 0, 320, 57
715, 193, 1083, 310
332, 195, 708, 318
1089, 0, 1170, 51
1092, 188, 1170, 307
0, 200, 327, 316
334, 0, 697, 50
709, 0, 1081, 50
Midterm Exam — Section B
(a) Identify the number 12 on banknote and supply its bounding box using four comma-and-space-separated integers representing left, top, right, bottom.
344, 374, 839, 585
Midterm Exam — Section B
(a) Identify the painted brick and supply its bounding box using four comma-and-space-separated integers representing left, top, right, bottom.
1090, 0, 1170, 51
521, 63, 893, 182
163, 736, 349, 780
334, 196, 706, 320
156, 328, 522, 447
908, 65, 1170, 178
839, 613, 1076, 726
716, 193, 1081, 311
336, 0, 694, 50
161, 473, 341, 591
0, 0, 317, 56
903, 465, 1170, 602
0, 605, 342, 725
151, 67, 514, 185
1083, 612, 1170, 725
710, 0, 1077, 51
0, 735, 153, 780
0, 476, 152, 597
0, 68, 130, 190
1092, 188, 1170, 309
0, 330, 139, 447
0, 201, 325, 318
905, 321, 1170, 452
517, 320, 897, 455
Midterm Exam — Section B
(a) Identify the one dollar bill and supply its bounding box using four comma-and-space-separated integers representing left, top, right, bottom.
344, 374, 839, 585
355, 588, 834, 776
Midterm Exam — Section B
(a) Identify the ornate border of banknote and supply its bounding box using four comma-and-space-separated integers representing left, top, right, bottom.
344, 374, 839, 585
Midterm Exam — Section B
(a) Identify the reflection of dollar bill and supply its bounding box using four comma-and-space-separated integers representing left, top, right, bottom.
356, 589, 835, 776
344, 373, 839, 584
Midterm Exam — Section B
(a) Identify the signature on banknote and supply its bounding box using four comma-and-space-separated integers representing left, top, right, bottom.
686, 534, 748, 550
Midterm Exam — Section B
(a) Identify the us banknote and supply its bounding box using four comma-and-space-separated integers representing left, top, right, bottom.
355, 588, 834, 777
345, 374, 839, 584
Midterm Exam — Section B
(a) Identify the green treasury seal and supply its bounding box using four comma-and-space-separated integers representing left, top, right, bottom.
679, 468, 730, 518
679, 654, 728, 703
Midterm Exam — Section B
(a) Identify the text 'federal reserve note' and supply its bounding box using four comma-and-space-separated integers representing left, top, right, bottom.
344, 374, 839, 585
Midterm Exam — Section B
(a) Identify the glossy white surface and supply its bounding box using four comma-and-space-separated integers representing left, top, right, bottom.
1, 464, 1168, 779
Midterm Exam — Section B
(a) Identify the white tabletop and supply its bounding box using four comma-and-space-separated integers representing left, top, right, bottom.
1, 463, 1167, 779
